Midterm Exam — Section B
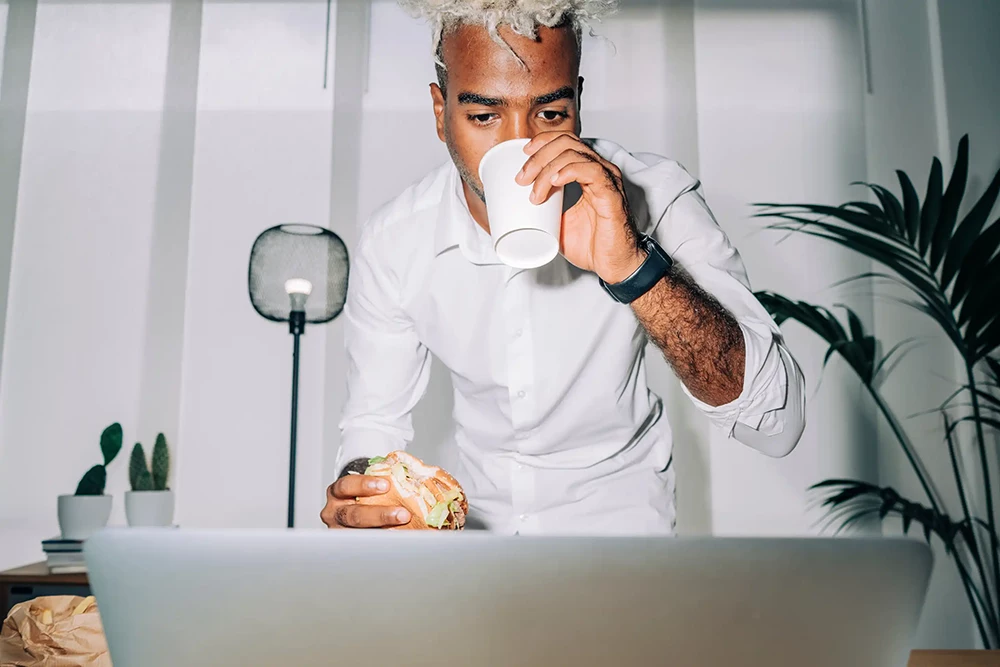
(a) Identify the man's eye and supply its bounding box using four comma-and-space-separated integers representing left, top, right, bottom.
468, 113, 496, 124
539, 110, 569, 122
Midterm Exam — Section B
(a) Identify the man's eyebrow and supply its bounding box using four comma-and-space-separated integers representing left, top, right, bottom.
532, 86, 575, 106
457, 92, 506, 106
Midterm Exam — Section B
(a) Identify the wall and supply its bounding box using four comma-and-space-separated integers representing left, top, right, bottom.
0, 2, 8, 82
0, 0, 23, 390
936, 0, 1000, 188
175, 0, 336, 530
0, 0, 171, 567
693, 0, 875, 535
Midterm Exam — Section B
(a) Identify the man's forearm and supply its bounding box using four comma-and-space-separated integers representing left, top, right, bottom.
631, 269, 745, 407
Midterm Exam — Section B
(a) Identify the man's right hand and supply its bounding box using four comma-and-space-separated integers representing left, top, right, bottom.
320, 474, 412, 529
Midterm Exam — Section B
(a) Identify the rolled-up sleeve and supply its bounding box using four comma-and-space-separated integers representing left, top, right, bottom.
334, 231, 433, 474
643, 179, 806, 458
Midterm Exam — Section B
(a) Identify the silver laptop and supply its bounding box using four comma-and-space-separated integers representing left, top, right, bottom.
84, 529, 932, 666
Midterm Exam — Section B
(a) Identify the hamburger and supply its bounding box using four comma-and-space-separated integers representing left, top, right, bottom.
355, 451, 468, 530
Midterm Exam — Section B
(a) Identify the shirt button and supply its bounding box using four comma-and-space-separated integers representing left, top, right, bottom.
519, 514, 528, 521
514, 329, 523, 338
517, 390, 526, 398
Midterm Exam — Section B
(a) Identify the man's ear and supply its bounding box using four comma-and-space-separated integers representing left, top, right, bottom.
431, 82, 446, 143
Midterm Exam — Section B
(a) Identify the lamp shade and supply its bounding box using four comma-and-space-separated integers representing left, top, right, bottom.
248, 224, 349, 324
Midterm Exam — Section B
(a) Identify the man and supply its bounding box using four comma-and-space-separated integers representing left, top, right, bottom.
321, 0, 805, 535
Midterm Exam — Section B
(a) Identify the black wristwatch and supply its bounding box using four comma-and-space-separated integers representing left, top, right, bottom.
599, 234, 673, 304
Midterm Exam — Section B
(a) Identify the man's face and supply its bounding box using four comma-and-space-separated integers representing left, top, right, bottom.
431, 23, 582, 203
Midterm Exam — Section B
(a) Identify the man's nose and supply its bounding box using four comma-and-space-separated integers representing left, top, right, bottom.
502, 112, 537, 143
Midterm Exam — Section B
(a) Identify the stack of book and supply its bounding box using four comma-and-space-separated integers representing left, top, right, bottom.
41, 537, 86, 573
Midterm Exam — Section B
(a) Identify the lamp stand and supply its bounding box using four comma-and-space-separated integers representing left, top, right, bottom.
287, 310, 305, 528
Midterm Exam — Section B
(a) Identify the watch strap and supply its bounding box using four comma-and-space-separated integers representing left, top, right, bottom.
599, 235, 673, 304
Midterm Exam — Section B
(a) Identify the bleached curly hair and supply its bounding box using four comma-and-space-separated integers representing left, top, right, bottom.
398, 0, 619, 84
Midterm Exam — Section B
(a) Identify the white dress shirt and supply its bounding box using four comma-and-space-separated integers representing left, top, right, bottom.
335, 139, 806, 535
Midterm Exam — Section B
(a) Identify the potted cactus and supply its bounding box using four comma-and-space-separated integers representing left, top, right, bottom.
124, 433, 174, 527
57, 423, 123, 540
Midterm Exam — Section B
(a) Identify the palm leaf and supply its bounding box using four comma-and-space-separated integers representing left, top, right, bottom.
958, 268, 1000, 328
872, 337, 922, 380
830, 271, 957, 331
919, 157, 944, 257
754, 202, 899, 238
755, 135, 1000, 369
765, 218, 944, 302
898, 170, 922, 242
867, 183, 908, 239
951, 219, 1000, 309
766, 223, 952, 324
931, 135, 969, 272
762, 209, 906, 246
845, 200, 888, 220
811, 479, 970, 552
985, 357, 1000, 387
948, 416, 1000, 437
756, 292, 877, 384
942, 163, 1000, 293
975, 316, 1000, 362
943, 384, 1000, 413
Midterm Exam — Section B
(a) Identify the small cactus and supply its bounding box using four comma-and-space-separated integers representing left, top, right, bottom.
75, 465, 107, 496
152, 433, 170, 491
128, 442, 148, 491
136, 469, 154, 491
129, 434, 170, 492
75, 423, 122, 496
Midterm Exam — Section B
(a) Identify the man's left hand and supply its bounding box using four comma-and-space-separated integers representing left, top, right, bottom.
515, 132, 646, 284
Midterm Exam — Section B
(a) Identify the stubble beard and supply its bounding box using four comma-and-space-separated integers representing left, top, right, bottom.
444, 127, 486, 204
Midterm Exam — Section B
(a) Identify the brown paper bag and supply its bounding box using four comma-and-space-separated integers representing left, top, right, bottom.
0, 595, 111, 667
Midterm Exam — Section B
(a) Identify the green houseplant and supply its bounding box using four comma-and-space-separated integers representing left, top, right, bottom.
57, 423, 123, 540
124, 433, 175, 527
753, 135, 1000, 648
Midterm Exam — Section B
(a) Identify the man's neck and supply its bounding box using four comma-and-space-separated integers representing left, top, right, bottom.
462, 180, 491, 235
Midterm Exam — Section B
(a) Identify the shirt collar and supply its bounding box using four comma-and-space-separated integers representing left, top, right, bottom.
434, 165, 504, 266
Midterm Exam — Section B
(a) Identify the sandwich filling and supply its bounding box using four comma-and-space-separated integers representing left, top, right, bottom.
365, 455, 466, 529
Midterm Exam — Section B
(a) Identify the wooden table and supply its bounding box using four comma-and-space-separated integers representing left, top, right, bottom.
908, 651, 1000, 666
0, 562, 90, 617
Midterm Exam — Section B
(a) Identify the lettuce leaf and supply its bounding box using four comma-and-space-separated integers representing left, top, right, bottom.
425, 501, 450, 528
391, 463, 408, 486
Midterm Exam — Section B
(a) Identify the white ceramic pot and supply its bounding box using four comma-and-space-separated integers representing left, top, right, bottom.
57, 494, 113, 540
125, 490, 175, 527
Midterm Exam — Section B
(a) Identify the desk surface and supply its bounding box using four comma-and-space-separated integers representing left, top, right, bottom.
908, 651, 1000, 666
0, 561, 88, 585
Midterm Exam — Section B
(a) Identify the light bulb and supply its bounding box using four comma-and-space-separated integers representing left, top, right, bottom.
285, 278, 313, 313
